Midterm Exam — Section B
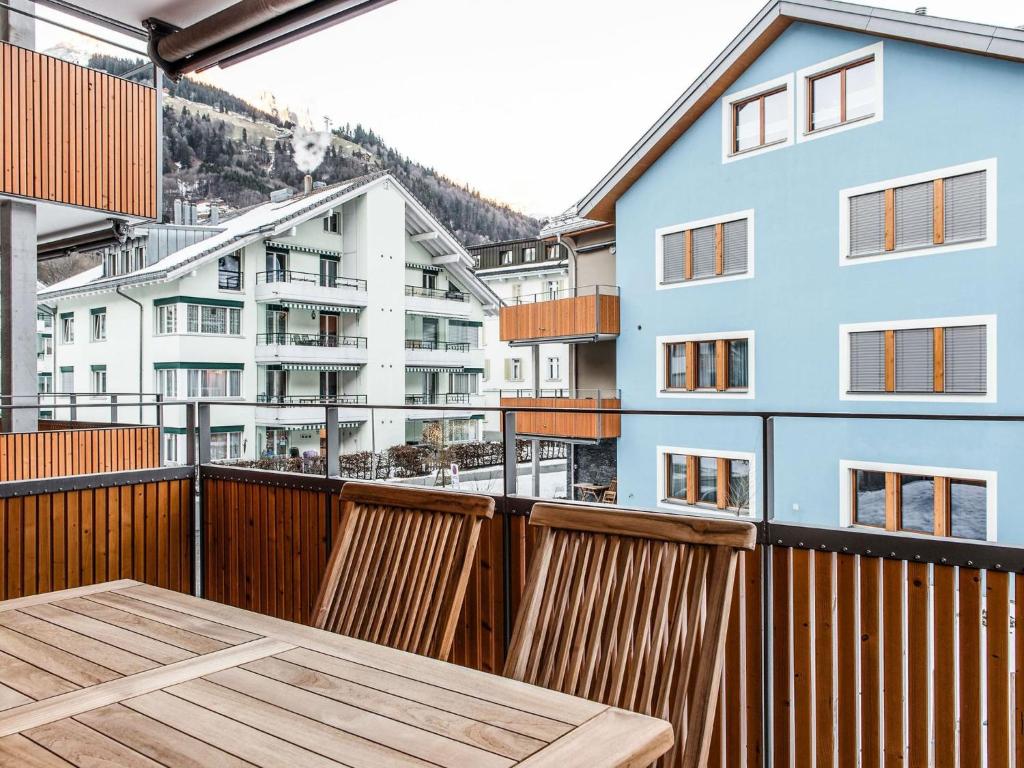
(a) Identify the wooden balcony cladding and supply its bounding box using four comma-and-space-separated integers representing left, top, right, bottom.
499, 292, 620, 342
0, 476, 192, 599
0, 43, 157, 218
500, 397, 622, 440
0, 426, 160, 481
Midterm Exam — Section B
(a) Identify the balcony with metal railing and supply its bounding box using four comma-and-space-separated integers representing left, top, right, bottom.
404, 285, 474, 318
254, 270, 368, 310
499, 285, 620, 345
404, 338, 483, 369
255, 332, 368, 366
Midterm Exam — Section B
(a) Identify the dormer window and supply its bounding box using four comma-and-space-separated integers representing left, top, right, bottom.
797, 43, 883, 142
732, 87, 787, 153
500, 249, 512, 265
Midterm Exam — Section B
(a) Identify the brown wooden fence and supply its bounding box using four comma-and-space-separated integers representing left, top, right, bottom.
0, 470, 193, 600
0, 425, 160, 481
198, 468, 1024, 766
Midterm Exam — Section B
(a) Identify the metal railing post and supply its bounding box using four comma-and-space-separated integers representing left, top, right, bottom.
197, 402, 212, 465
69, 393, 77, 421
109, 394, 118, 424
501, 409, 517, 654
185, 403, 197, 467
155, 394, 164, 466
325, 406, 339, 478
761, 415, 774, 768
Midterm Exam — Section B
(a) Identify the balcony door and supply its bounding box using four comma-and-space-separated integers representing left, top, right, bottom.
265, 368, 287, 403
423, 372, 438, 403
320, 257, 338, 287
266, 250, 287, 282
422, 271, 437, 290
266, 309, 287, 343
422, 317, 439, 346
320, 371, 340, 400
319, 312, 339, 345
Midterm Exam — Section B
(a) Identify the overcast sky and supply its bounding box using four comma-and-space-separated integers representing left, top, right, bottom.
48, 0, 1024, 218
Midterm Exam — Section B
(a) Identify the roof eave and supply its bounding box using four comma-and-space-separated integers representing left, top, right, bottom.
578, 0, 1024, 222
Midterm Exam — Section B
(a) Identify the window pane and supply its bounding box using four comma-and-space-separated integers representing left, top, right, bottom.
697, 341, 716, 389
854, 469, 886, 527
668, 455, 687, 500
728, 339, 748, 389
691, 225, 716, 278
729, 460, 750, 511
811, 71, 841, 130
667, 343, 686, 389
850, 331, 886, 392
894, 181, 934, 251
849, 190, 885, 257
944, 324, 986, 394
944, 170, 987, 244
895, 328, 933, 393
950, 479, 986, 540
845, 59, 875, 121
698, 457, 717, 505
734, 99, 759, 152
899, 475, 934, 534
763, 90, 787, 144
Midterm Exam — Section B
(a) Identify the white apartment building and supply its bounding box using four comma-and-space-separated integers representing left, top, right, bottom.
38, 172, 499, 462
468, 238, 570, 438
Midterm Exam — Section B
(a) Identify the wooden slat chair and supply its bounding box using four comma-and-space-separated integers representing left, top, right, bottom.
505, 503, 757, 767
312, 481, 494, 660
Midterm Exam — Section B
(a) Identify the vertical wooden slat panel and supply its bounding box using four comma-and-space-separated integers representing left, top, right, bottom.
792, 548, 813, 768
814, 551, 835, 768
0, 426, 160, 480
933, 564, 956, 768
906, 561, 929, 768
1015, 573, 1024, 768
861, 556, 882, 768
987, 571, 1010, 767
959, 567, 983, 766
836, 553, 858, 768
773, 546, 792, 768
882, 559, 904, 767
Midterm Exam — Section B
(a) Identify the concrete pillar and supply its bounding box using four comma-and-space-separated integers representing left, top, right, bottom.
0, 0, 35, 48
1, 201, 38, 433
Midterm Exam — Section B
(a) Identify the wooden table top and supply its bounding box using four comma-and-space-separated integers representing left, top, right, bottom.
0, 580, 673, 767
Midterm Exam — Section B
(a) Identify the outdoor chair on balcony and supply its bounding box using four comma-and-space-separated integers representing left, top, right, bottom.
311, 481, 495, 660
504, 502, 757, 767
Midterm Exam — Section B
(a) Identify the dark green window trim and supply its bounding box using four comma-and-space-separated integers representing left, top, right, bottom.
59, 366, 73, 373
90, 364, 106, 372
464, 367, 485, 374
59, 312, 74, 320
163, 425, 244, 435
153, 362, 245, 370
153, 296, 245, 309
90, 307, 106, 315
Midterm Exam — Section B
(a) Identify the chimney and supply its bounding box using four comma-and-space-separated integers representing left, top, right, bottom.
173, 199, 183, 225
210, 205, 220, 225
303, 174, 313, 195
914, 6, 927, 14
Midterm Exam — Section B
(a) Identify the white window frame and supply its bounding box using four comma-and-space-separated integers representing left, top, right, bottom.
839, 314, 996, 404
797, 42, 884, 144
655, 209, 755, 290
164, 433, 179, 464
839, 458, 996, 541
656, 445, 757, 519
545, 356, 560, 382
90, 311, 107, 342
209, 431, 243, 462
655, 330, 755, 399
91, 368, 107, 394
155, 369, 178, 398
60, 316, 74, 345
838, 158, 997, 266
720, 73, 794, 164
59, 368, 73, 392
37, 373, 52, 394
155, 305, 178, 335
509, 358, 523, 382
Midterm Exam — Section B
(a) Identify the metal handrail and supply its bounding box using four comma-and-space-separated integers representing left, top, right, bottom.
404, 339, 472, 352
498, 388, 622, 400
256, 270, 367, 291
256, 394, 368, 404
256, 333, 367, 348
404, 285, 469, 301
507, 284, 619, 306
404, 393, 479, 405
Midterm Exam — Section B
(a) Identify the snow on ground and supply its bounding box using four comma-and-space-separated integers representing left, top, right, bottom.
393, 460, 570, 499
858, 479, 986, 539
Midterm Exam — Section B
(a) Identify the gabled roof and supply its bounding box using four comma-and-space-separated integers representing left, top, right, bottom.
38, 172, 501, 312
578, 0, 1024, 222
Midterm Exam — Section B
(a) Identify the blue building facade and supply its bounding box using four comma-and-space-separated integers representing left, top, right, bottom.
586, 12, 1024, 542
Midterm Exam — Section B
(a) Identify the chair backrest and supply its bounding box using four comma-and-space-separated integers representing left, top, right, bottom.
504, 502, 756, 768
312, 481, 494, 660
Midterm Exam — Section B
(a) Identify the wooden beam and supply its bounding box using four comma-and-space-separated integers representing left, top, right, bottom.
884, 330, 896, 393
933, 327, 944, 393
716, 458, 729, 509
885, 472, 900, 532
884, 188, 895, 252
714, 223, 724, 276
933, 178, 945, 245
684, 229, 693, 281
715, 339, 727, 391
934, 477, 950, 537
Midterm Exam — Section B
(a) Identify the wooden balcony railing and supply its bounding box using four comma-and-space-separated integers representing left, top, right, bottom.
0, 42, 157, 218
0, 424, 160, 481
499, 285, 619, 343
499, 390, 621, 440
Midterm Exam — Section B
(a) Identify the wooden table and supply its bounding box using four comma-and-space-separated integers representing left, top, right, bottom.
0, 580, 672, 767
